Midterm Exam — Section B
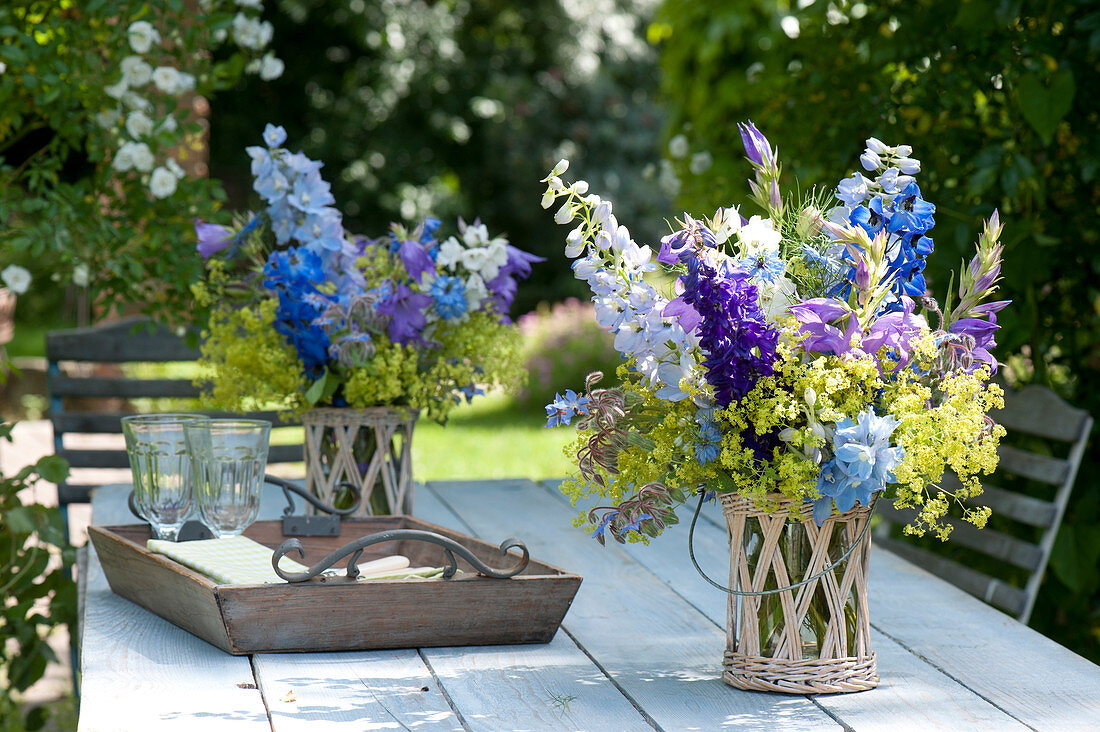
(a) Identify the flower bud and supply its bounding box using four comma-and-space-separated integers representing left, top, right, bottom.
804, 387, 817, 407
554, 203, 575, 225
796, 206, 823, 238
549, 176, 564, 192
572, 180, 589, 194
779, 427, 797, 442
855, 258, 871, 290
552, 159, 569, 176
540, 190, 556, 210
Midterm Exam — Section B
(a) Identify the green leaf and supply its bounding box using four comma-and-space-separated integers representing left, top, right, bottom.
4, 506, 38, 535
304, 370, 330, 404
1016, 69, 1075, 145
34, 455, 69, 484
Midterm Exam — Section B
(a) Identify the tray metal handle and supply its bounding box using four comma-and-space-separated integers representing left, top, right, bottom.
272, 529, 530, 583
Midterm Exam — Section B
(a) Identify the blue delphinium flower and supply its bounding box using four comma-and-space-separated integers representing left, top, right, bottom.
430, 275, 467, 321
812, 408, 904, 525
545, 389, 591, 427
694, 420, 722, 464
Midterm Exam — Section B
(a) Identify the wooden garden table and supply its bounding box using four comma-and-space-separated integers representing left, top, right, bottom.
78, 479, 1100, 731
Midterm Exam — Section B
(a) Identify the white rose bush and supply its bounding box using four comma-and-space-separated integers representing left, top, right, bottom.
0, 2, 283, 322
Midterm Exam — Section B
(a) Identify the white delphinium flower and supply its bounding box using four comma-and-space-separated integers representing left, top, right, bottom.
72, 264, 90, 288
1, 265, 31, 295
436, 237, 464, 270
125, 111, 155, 139
148, 167, 178, 198
836, 172, 871, 207
120, 56, 153, 86
127, 21, 161, 54
464, 273, 489, 311
563, 225, 585, 258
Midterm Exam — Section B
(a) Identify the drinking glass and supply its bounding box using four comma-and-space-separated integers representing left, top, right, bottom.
121, 414, 205, 541
185, 419, 271, 538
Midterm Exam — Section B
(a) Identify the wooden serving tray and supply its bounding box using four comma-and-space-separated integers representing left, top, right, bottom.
89, 516, 582, 655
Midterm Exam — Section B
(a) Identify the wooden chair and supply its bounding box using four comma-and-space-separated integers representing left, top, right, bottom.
874, 384, 1092, 623
46, 317, 303, 532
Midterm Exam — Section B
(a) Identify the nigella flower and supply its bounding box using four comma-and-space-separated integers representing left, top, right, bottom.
694, 421, 722, 464
430, 275, 467, 321
733, 247, 785, 284
545, 389, 591, 427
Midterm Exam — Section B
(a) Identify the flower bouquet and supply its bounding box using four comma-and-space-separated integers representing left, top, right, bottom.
540, 123, 1008, 693
193, 124, 541, 514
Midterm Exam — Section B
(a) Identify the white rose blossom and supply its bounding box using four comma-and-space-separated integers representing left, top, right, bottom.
148, 167, 178, 199
95, 109, 121, 130
114, 141, 154, 173
152, 66, 190, 94
259, 53, 284, 81
127, 21, 161, 54
165, 158, 185, 178
72, 264, 90, 288
232, 14, 274, 50
120, 56, 152, 86
125, 111, 155, 139
104, 79, 129, 100
235, 0, 264, 8
1, 265, 31, 295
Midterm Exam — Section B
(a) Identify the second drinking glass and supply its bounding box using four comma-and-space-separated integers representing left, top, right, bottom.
184, 419, 271, 538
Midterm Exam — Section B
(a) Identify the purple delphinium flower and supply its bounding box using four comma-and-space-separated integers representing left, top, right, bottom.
194, 219, 235, 259
545, 389, 591, 427
376, 282, 432, 345
680, 256, 779, 410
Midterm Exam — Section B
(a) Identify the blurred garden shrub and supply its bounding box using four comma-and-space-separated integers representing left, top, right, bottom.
0, 2, 278, 326
208, 0, 672, 316
515, 298, 619, 413
656, 0, 1098, 658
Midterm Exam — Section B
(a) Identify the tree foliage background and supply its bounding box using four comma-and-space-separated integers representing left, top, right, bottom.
656, 0, 1100, 659
208, 0, 673, 316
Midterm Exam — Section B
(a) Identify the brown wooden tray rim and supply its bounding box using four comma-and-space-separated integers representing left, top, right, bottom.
89, 516, 582, 654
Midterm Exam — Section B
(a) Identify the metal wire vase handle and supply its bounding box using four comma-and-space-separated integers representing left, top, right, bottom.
272, 529, 531, 582
687, 492, 876, 597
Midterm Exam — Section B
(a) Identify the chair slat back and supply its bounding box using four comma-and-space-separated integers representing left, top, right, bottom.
874, 384, 1092, 623
46, 317, 303, 508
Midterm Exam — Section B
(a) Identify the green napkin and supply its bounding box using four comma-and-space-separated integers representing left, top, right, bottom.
147, 535, 447, 585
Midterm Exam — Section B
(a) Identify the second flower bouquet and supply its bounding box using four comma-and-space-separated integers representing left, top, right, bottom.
191, 124, 542, 514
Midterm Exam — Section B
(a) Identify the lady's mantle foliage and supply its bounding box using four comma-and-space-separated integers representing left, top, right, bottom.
193, 125, 541, 422
540, 124, 1009, 544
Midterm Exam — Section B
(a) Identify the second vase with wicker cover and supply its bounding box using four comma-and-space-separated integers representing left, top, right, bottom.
720, 494, 877, 694
303, 407, 417, 516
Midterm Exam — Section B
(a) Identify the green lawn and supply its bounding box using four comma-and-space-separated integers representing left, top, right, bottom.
413, 393, 576, 482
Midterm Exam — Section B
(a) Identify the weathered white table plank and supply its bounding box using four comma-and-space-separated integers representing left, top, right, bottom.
79, 479, 1100, 731
423, 479, 839, 731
